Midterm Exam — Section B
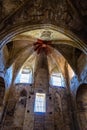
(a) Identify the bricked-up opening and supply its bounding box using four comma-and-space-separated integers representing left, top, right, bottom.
34, 93, 46, 113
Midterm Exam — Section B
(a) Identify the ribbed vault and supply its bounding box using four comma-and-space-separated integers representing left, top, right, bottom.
2, 27, 84, 84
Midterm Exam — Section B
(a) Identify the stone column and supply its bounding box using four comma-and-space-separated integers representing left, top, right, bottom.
23, 51, 50, 130
34, 51, 49, 93
33, 51, 53, 130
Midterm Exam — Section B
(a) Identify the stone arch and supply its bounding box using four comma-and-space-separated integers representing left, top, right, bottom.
76, 83, 87, 130
0, 24, 87, 54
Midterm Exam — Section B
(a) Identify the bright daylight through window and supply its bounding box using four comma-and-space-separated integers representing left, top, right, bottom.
20, 68, 32, 83
34, 93, 46, 113
51, 73, 64, 87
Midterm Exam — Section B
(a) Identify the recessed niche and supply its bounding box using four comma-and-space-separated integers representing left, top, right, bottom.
27, 110, 30, 113
29, 96, 31, 98
49, 112, 52, 114
49, 96, 52, 100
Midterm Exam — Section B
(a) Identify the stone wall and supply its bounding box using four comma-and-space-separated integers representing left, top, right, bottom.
69, 53, 87, 130
70, 53, 87, 96
0, 46, 12, 88
0, 83, 75, 130
76, 84, 87, 130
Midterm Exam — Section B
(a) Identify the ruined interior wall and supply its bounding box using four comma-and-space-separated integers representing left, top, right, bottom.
76, 84, 87, 130
77, 53, 87, 84
70, 53, 87, 96
5, 66, 13, 88
0, 83, 73, 130
0, 84, 29, 130
0, 49, 6, 78
69, 53, 87, 130
0, 46, 13, 89
0, 47, 12, 125
49, 87, 72, 130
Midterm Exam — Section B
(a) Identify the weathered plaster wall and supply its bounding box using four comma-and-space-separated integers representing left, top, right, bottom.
69, 53, 87, 130
0, 46, 13, 89
0, 49, 5, 78
0, 84, 76, 130
5, 66, 13, 88
70, 53, 87, 96
0, 77, 5, 124
76, 84, 87, 130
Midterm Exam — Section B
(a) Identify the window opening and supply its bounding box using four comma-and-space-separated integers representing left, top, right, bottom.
34, 93, 46, 113
20, 68, 32, 83
50, 73, 64, 87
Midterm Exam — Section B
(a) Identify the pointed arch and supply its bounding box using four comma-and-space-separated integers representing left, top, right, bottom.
0, 24, 87, 54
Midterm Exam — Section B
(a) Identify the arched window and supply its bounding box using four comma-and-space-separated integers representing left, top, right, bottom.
34, 93, 46, 113
15, 68, 33, 84
50, 73, 65, 87
20, 68, 31, 83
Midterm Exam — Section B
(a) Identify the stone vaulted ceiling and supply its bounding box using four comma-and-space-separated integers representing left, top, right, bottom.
3, 28, 84, 82
0, 0, 87, 43
0, 0, 87, 83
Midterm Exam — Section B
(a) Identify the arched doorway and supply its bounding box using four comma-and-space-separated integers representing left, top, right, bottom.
76, 83, 87, 130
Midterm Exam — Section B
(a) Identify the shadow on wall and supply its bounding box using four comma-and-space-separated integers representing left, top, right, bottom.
0, 77, 5, 122
76, 83, 87, 130
14, 89, 27, 127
